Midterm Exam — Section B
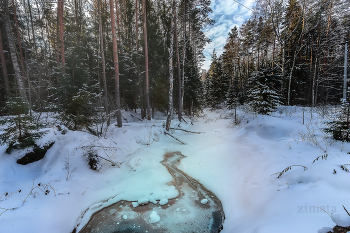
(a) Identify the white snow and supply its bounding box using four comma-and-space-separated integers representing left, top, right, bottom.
1, 107, 349, 232
132, 202, 139, 208
159, 197, 168, 205
331, 214, 350, 227
201, 198, 208, 204
149, 211, 160, 223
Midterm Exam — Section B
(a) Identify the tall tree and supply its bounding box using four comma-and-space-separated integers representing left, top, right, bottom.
0, 29, 10, 99
98, 0, 110, 125
27, 0, 37, 55
143, 0, 151, 120
11, 0, 25, 75
174, 2, 181, 121
58, 0, 65, 67
110, 0, 123, 127
135, 0, 141, 111
2, 0, 27, 102
166, 0, 175, 131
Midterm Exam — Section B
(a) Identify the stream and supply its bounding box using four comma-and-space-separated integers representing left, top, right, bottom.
77, 151, 225, 233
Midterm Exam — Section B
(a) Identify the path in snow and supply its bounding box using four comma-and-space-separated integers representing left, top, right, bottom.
78, 151, 225, 233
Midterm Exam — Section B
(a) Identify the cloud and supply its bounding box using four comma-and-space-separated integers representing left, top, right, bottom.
201, 0, 253, 70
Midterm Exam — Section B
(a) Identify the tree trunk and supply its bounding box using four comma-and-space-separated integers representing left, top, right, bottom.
27, 0, 37, 56
174, 3, 181, 121
98, 0, 110, 125
3, 0, 27, 102
143, 0, 151, 120
12, 0, 25, 75
0, 30, 10, 99
135, 0, 142, 112
109, 0, 122, 127
115, 0, 120, 38
312, 35, 320, 107
166, 0, 175, 131
58, 0, 65, 67
181, 0, 186, 118
56, 3, 60, 66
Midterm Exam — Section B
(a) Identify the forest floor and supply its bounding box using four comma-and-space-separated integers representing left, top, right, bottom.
1, 106, 350, 233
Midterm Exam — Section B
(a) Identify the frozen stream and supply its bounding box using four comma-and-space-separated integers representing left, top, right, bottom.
77, 151, 225, 233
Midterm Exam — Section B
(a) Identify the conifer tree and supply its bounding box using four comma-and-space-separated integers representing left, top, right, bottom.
247, 68, 282, 114
0, 98, 47, 154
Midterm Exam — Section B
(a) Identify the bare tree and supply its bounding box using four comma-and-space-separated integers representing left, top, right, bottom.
135, 0, 142, 112
27, 0, 37, 56
166, 0, 175, 131
58, 0, 65, 67
268, 0, 303, 105
181, 0, 186, 120
109, 0, 123, 127
143, 0, 151, 120
0, 29, 10, 99
174, 1, 182, 121
2, 0, 27, 102
12, 0, 25, 75
98, 0, 110, 125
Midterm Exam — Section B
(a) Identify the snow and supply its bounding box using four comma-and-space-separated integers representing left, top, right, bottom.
1, 107, 349, 232
201, 198, 209, 204
149, 211, 160, 223
132, 202, 139, 207
331, 214, 350, 227
159, 197, 168, 205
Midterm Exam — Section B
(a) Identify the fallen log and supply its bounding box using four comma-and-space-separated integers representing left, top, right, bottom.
170, 127, 205, 134
164, 130, 186, 145
130, 114, 143, 121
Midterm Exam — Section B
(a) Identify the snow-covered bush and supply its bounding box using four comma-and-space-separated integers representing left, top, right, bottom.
84, 149, 101, 171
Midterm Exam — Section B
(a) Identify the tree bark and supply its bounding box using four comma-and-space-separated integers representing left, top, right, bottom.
12, 0, 25, 75
58, 0, 65, 67
0, 29, 10, 99
115, 0, 120, 38
27, 0, 37, 56
181, 0, 186, 118
174, 3, 181, 121
135, 0, 142, 111
3, 0, 27, 102
312, 37, 319, 107
143, 0, 151, 120
109, 0, 122, 127
166, 0, 175, 132
98, 0, 110, 125
56, 3, 60, 66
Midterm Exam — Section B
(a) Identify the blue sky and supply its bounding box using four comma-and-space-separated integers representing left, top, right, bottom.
201, 0, 255, 71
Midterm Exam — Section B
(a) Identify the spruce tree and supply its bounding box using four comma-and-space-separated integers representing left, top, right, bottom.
247, 68, 282, 114
0, 98, 47, 154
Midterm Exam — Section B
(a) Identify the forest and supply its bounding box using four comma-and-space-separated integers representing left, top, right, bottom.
0, 0, 349, 135
1, 1, 350, 232
0, 0, 212, 133
205, 0, 350, 113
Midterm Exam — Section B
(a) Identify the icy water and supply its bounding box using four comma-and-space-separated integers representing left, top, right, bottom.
77, 151, 225, 233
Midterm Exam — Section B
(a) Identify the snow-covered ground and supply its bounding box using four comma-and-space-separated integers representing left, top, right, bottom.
1, 106, 350, 233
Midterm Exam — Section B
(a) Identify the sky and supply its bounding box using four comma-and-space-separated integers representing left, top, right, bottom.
201, 0, 255, 71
